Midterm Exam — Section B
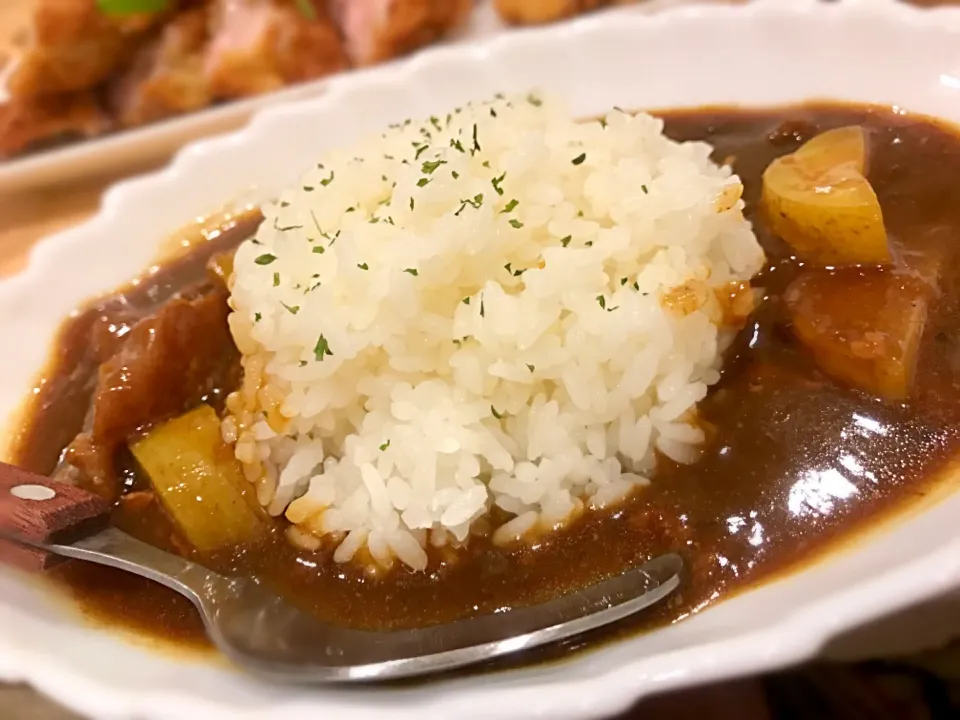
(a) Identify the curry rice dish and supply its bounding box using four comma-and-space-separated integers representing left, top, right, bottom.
8, 96, 960, 646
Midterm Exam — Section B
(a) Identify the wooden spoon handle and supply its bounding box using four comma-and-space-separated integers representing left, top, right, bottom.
0, 462, 111, 571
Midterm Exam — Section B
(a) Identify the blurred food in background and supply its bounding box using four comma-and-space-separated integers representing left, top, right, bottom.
494, 0, 614, 25
0, 0, 472, 159
0, 1, 742, 161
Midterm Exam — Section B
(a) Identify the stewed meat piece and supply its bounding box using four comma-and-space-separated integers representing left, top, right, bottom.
65, 286, 240, 500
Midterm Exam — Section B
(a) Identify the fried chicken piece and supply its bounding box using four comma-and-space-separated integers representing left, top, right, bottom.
204, 0, 347, 99
330, 0, 473, 66
108, 9, 211, 127
493, 0, 608, 25
0, 92, 110, 158
6, 0, 173, 98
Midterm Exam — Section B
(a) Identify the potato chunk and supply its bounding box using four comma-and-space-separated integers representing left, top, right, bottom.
761, 126, 891, 266
130, 405, 265, 553
785, 268, 928, 400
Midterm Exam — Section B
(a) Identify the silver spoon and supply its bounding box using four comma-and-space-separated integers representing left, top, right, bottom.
0, 461, 682, 682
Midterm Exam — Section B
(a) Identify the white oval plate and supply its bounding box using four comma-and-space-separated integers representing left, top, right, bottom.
2, 1, 960, 718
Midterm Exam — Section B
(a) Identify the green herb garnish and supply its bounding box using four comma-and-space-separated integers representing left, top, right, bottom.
295, 0, 316, 20
472, 124, 481, 154
491, 172, 506, 196
417, 178, 431, 187
596, 295, 606, 310
572, 153, 586, 166
314, 334, 333, 361
509, 219, 524, 229
358, 262, 369, 270
312, 246, 325, 254
379, 440, 391, 451
421, 159, 446, 174
404, 268, 419, 276
255, 253, 277, 265
309, 209, 324, 238
320, 171, 335, 186
560, 235, 571, 247
455, 193, 484, 216
491, 406, 502, 419
254, 312, 262, 323
281, 302, 300, 315
527, 94, 542, 107
526, 364, 535, 372
97, 0, 168, 14
502, 198, 519, 214
273, 272, 280, 287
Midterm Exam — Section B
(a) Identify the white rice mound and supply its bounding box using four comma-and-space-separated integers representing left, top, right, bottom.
225, 93, 764, 572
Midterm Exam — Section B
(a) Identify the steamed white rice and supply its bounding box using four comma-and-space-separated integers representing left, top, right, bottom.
224, 93, 764, 571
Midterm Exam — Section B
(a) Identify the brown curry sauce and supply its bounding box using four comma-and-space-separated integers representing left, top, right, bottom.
9, 103, 960, 657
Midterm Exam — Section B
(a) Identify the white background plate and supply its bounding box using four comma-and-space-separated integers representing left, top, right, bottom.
2, 1, 960, 718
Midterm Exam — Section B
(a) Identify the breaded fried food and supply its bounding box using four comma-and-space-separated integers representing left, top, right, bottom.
204, 0, 347, 98
493, 0, 607, 25
109, 8, 212, 127
0, 91, 110, 157
7, 0, 172, 97
331, 0, 473, 66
